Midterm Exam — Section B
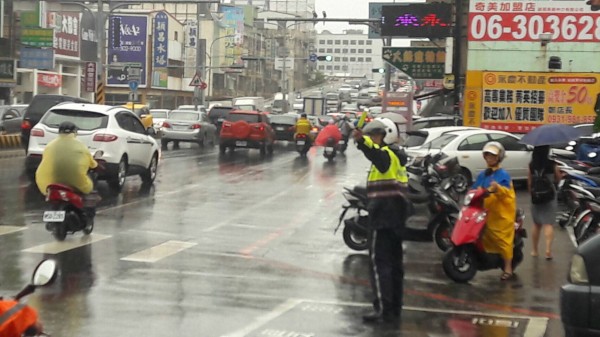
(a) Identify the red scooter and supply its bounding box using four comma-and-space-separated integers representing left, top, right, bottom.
442, 188, 527, 283
43, 152, 103, 241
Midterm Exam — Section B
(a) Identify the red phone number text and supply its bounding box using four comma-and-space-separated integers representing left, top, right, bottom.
469, 13, 600, 42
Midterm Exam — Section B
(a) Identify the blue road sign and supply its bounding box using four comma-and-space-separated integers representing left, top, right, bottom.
129, 80, 139, 92
309, 53, 317, 62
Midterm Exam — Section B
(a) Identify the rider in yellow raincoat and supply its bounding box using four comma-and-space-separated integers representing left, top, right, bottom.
471, 141, 517, 281
35, 122, 98, 196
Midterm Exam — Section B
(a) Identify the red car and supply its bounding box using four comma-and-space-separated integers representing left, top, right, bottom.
219, 110, 275, 155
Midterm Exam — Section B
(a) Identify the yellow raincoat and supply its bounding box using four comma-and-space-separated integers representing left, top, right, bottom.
294, 117, 312, 136
471, 167, 516, 260
35, 134, 97, 195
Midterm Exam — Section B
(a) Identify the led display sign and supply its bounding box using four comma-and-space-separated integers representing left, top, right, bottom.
380, 3, 453, 38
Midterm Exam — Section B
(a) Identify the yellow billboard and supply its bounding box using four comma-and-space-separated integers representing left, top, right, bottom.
464, 71, 600, 133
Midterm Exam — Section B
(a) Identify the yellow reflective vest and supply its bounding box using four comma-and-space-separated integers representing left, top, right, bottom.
363, 136, 408, 198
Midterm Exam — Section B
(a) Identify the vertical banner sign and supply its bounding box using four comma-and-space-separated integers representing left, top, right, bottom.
47, 11, 81, 58
85, 62, 96, 92
185, 21, 197, 48
80, 10, 97, 61
153, 12, 168, 68
107, 15, 148, 87
220, 6, 245, 65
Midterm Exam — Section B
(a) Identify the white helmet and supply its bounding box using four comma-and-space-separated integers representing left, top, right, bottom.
362, 117, 399, 144
483, 141, 505, 162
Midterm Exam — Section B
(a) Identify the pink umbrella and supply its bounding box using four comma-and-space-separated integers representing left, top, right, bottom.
315, 124, 342, 146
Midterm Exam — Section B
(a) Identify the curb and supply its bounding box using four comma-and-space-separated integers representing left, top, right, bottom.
0, 148, 24, 159
0, 134, 21, 149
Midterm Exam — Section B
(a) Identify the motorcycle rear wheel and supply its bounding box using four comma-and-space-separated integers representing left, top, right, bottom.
434, 220, 453, 251
53, 223, 67, 241
342, 225, 369, 251
442, 246, 477, 283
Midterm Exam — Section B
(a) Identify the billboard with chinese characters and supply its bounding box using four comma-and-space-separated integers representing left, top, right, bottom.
464, 71, 600, 132
107, 15, 148, 87
220, 6, 245, 65
380, 3, 452, 38
47, 11, 80, 58
153, 12, 168, 68
382, 47, 445, 79
467, 1, 600, 72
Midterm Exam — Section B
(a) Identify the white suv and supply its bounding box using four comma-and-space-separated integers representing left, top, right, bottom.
26, 103, 160, 192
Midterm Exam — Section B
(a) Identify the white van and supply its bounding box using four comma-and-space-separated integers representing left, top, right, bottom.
232, 97, 265, 111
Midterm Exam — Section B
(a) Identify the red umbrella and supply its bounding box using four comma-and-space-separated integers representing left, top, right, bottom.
315, 124, 342, 146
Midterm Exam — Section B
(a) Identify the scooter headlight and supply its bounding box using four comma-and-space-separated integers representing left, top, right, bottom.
463, 193, 474, 205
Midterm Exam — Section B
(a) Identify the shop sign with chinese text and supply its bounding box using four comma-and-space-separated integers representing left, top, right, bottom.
469, 1, 600, 43
153, 12, 168, 68
84, 62, 96, 92
382, 47, 445, 79
464, 71, 600, 132
47, 12, 81, 58
37, 73, 62, 88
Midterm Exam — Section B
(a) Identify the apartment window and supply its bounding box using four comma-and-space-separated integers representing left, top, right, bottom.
358, 49, 364, 53
366, 40, 373, 45
350, 48, 356, 53
326, 48, 333, 53
358, 57, 364, 62
318, 48, 325, 53
319, 65, 325, 70
350, 40, 356, 45
334, 65, 340, 70
319, 40, 325, 44
350, 57, 356, 62
342, 57, 348, 62
327, 40, 333, 44
366, 57, 372, 62
335, 40, 341, 45
335, 57, 341, 62
174, 31, 178, 41
342, 40, 349, 45
326, 65, 332, 70
366, 49, 372, 53
342, 48, 348, 53
358, 40, 365, 45
334, 48, 340, 53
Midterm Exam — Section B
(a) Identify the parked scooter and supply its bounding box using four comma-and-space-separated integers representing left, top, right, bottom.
0, 259, 57, 337
295, 133, 311, 156
323, 137, 338, 162
335, 152, 461, 251
442, 188, 527, 283
43, 151, 103, 241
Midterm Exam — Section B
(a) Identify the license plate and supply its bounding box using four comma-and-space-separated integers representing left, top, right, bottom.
297, 141, 305, 145
236, 141, 247, 146
43, 211, 65, 222
325, 147, 334, 152
276, 127, 285, 131
218, 118, 224, 122
173, 125, 188, 131
338, 140, 345, 144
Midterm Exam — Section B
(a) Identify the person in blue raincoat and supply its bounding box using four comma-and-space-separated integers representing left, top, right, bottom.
471, 141, 517, 281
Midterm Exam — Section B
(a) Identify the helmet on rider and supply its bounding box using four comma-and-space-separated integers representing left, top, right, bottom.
58, 121, 78, 135
361, 117, 399, 145
482, 141, 505, 162
300, 113, 307, 118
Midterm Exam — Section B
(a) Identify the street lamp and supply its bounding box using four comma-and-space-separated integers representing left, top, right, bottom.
206, 34, 236, 104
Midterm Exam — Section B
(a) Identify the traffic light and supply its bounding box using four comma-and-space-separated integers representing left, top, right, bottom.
316, 55, 333, 62
372, 68, 385, 73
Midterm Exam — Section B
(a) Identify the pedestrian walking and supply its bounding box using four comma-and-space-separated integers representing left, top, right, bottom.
528, 145, 561, 260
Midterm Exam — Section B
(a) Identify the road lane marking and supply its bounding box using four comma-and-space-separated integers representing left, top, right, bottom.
221, 299, 548, 337
221, 298, 302, 337
0, 225, 27, 236
22, 234, 111, 254
120, 240, 197, 263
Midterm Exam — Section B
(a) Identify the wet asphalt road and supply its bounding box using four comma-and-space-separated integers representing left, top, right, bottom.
0, 143, 575, 337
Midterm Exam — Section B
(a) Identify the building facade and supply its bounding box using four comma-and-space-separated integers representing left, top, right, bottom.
315, 29, 384, 81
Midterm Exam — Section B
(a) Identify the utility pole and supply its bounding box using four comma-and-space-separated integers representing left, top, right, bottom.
452, 0, 463, 122
281, 22, 288, 114
195, 2, 209, 110
96, 0, 105, 104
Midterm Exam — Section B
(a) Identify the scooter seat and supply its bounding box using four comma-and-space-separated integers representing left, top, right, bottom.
353, 185, 367, 196
47, 184, 77, 193
407, 191, 430, 204
583, 186, 600, 197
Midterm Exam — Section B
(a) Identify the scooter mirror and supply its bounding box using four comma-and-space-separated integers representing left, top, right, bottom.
93, 150, 104, 159
31, 259, 57, 286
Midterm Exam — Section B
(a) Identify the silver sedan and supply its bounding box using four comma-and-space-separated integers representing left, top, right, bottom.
160, 110, 218, 149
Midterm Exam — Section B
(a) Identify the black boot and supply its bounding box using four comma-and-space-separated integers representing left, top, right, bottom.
362, 311, 399, 324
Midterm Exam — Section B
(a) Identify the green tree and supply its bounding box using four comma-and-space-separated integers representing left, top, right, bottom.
308, 71, 327, 87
